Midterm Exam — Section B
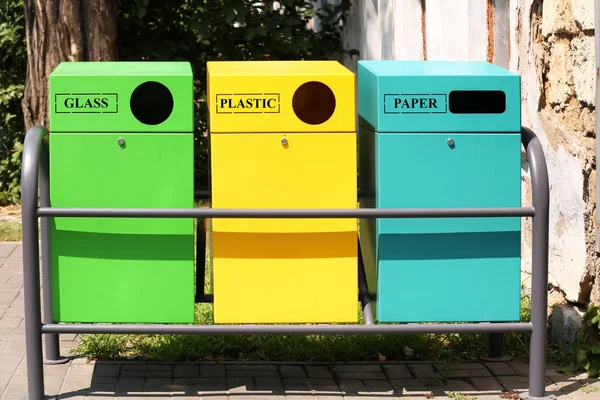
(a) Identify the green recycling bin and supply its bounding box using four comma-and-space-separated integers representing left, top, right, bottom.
48, 62, 195, 323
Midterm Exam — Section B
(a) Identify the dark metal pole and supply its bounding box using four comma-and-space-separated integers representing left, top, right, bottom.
37, 206, 535, 219
521, 127, 553, 400
357, 241, 374, 325
487, 333, 505, 358
42, 321, 532, 335
21, 126, 47, 400
195, 218, 207, 303
39, 136, 68, 365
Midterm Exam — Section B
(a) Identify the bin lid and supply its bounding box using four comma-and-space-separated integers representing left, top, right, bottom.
207, 60, 355, 133
49, 61, 193, 133
357, 60, 521, 133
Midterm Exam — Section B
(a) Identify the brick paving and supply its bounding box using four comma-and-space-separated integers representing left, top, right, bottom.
1, 242, 599, 400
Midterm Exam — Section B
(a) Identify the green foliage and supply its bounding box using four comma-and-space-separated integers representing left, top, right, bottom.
0, 0, 354, 204
0, 219, 22, 241
581, 383, 600, 393
557, 303, 600, 378
117, 0, 353, 185
0, 0, 26, 205
420, 295, 534, 363
447, 392, 478, 400
73, 292, 537, 363
586, 302, 600, 331
74, 302, 438, 362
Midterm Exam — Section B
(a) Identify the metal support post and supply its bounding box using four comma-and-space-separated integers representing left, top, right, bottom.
358, 240, 374, 325
488, 333, 504, 358
482, 333, 512, 362
195, 218, 207, 302
39, 135, 68, 365
521, 127, 555, 400
22, 126, 48, 400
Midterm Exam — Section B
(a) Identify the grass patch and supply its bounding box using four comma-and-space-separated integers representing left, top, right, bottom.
581, 383, 600, 393
581, 384, 600, 393
0, 220, 21, 241
73, 317, 539, 362
75, 303, 435, 362
73, 260, 539, 362
76, 302, 534, 362
69, 202, 558, 363
447, 392, 478, 400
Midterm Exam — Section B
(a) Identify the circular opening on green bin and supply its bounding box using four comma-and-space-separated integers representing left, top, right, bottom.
130, 81, 174, 125
292, 81, 336, 125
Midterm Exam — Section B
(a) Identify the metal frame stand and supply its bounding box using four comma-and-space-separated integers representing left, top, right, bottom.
21, 125, 555, 400
38, 136, 69, 365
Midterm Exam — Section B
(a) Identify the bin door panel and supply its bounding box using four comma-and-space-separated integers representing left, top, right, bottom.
376, 133, 522, 235
50, 133, 194, 233
49, 133, 195, 323
377, 231, 522, 322
212, 231, 358, 324
374, 132, 522, 323
210, 133, 357, 233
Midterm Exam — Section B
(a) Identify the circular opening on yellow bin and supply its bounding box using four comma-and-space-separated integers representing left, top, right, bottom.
292, 81, 336, 125
130, 81, 174, 125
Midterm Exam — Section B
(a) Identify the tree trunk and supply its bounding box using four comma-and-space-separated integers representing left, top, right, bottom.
21, 0, 118, 131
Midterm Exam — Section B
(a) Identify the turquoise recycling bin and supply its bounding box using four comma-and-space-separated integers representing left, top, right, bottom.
357, 60, 522, 323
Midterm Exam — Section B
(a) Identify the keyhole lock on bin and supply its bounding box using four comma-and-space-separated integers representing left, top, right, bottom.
207, 60, 358, 325
48, 61, 195, 325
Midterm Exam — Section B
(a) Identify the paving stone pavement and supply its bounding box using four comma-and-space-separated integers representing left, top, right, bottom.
1, 242, 599, 400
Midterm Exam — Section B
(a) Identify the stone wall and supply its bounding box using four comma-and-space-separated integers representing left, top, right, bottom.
341, 0, 599, 307
512, 0, 598, 306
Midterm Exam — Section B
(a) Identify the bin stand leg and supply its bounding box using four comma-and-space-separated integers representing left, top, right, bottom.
41, 214, 67, 365
23, 206, 45, 400
22, 126, 47, 400
195, 217, 207, 303
488, 333, 504, 358
40, 135, 69, 365
520, 128, 555, 400
481, 333, 512, 362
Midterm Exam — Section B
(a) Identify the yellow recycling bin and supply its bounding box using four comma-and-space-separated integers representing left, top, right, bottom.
207, 60, 358, 324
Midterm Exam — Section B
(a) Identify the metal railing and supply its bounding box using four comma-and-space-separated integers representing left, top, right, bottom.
21, 125, 552, 400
